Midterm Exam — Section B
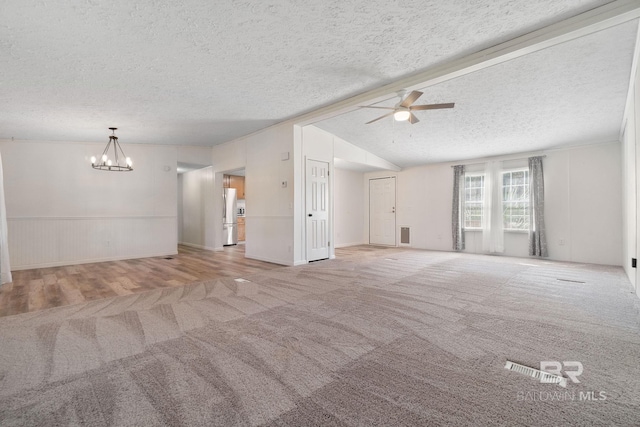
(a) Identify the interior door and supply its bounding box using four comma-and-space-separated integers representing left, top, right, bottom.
306, 159, 330, 261
370, 177, 396, 246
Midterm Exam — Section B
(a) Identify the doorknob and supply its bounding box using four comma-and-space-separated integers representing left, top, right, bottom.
308, 214, 313, 217
392, 207, 395, 213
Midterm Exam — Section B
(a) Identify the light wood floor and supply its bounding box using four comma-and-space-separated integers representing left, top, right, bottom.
0, 244, 282, 317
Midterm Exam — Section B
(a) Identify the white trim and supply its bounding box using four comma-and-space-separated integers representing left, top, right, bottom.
463, 173, 485, 230
502, 169, 531, 232
304, 158, 332, 263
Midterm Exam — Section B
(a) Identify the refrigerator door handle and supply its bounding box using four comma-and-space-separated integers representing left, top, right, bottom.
222, 190, 226, 220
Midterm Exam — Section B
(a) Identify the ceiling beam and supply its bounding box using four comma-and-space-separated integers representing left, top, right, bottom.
286, 0, 640, 126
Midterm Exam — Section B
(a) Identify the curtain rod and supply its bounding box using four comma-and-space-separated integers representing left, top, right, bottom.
450, 154, 546, 168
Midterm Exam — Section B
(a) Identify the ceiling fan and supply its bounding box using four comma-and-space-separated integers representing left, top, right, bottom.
362, 90, 454, 124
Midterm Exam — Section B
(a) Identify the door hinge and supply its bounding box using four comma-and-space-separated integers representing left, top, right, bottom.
633, 258, 637, 268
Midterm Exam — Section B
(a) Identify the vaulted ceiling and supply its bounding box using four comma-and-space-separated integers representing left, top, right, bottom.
315, 19, 638, 167
1, 1, 637, 168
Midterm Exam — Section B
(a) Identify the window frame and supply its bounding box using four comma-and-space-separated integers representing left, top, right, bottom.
463, 173, 485, 230
501, 169, 530, 232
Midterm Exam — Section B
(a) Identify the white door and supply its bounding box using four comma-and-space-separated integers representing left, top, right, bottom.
370, 177, 396, 246
306, 160, 330, 261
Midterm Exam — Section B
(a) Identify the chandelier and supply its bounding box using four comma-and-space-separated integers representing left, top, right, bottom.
90, 127, 133, 171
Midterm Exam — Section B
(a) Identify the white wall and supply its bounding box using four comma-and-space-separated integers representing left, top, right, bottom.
553, 143, 621, 265
178, 174, 183, 243
179, 167, 214, 250
210, 124, 295, 265
621, 40, 640, 296
334, 168, 365, 247
245, 124, 295, 265
364, 142, 622, 266
1, 139, 178, 269
622, 120, 637, 290
177, 146, 213, 166
298, 125, 400, 262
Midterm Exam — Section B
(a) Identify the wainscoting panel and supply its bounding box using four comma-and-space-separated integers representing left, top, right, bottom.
8, 216, 177, 269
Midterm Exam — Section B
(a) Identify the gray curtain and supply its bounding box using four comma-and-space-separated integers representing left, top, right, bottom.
528, 156, 548, 257
452, 165, 465, 251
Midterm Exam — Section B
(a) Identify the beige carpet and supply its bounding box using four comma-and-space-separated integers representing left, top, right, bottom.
0, 247, 639, 426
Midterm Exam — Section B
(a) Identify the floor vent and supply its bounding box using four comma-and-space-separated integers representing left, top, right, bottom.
504, 361, 567, 387
557, 278, 586, 284
400, 227, 410, 245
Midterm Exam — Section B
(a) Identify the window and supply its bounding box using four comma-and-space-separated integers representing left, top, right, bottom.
463, 170, 531, 231
502, 170, 529, 230
464, 174, 484, 229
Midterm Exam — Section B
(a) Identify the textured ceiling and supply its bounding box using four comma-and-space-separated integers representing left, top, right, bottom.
317, 19, 639, 168
0, 0, 614, 149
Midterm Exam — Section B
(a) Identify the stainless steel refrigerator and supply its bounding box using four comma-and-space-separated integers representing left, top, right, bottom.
223, 188, 238, 246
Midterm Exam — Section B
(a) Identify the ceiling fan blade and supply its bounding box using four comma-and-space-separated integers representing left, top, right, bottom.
408, 113, 420, 124
365, 111, 395, 124
359, 106, 396, 110
399, 90, 423, 108
410, 102, 455, 111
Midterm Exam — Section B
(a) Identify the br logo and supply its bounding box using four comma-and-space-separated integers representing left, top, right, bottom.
540, 361, 583, 384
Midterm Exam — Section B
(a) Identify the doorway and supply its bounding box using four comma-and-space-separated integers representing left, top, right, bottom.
306, 159, 330, 261
223, 169, 246, 246
177, 164, 213, 250
369, 177, 396, 246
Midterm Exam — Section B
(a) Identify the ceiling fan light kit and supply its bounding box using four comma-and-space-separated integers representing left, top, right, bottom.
91, 128, 133, 172
393, 110, 411, 121
363, 90, 455, 125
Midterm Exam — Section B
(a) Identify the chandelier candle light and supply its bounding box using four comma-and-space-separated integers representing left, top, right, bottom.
90, 127, 133, 171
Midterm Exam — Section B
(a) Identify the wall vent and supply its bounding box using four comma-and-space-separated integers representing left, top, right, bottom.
400, 227, 410, 245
